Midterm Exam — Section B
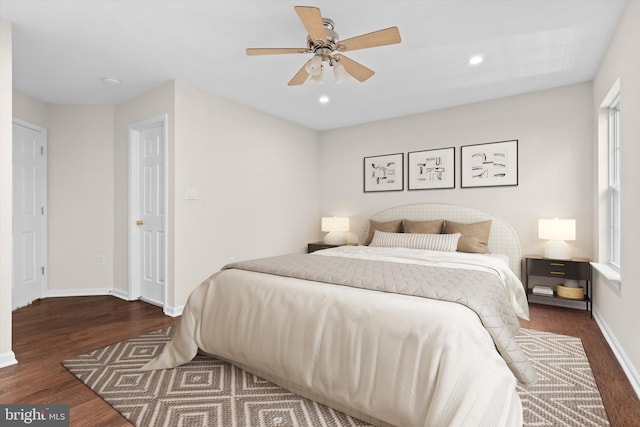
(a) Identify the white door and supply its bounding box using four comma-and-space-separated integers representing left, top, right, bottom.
12, 120, 47, 310
130, 118, 165, 306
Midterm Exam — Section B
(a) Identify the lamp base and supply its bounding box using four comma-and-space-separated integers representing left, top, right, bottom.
324, 231, 346, 245
544, 240, 571, 260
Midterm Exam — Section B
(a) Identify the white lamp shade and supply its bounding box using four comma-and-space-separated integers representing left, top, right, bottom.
321, 217, 349, 232
333, 62, 349, 84
538, 218, 576, 259
304, 55, 323, 75
321, 216, 349, 245
309, 71, 324, 84
538, 218, 576, 241
304, 55, 324, 84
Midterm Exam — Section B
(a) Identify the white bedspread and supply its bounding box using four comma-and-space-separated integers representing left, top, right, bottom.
143, 248, 525, 427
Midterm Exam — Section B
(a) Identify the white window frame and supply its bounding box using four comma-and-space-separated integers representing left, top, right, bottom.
608, 95, 621, 270
592, 79, 621, 289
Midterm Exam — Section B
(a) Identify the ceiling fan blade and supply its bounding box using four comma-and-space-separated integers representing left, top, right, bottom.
288, 64, 309, 86
336, 55, 375, 82
246, 48, 308, 56
337, 27, 401, 51
295, 6, 327, 44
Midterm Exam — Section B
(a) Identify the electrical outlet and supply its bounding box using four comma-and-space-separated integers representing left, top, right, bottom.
97, 255, 106, 266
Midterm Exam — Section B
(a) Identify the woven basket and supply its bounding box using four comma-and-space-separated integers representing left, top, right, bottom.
557, 285, 584, 300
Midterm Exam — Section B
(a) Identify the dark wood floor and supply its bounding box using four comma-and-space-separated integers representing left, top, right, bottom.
1, 297, 639, 426
0, 296, 176, 426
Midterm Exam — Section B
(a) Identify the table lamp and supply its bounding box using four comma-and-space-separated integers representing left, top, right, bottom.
538, 218, 576, 260
322, 217, 350, 245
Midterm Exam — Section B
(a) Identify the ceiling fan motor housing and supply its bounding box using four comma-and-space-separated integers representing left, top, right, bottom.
307, 18, 339, 56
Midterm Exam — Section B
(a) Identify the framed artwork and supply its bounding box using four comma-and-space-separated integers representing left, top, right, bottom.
408, 147, 455, 190
461, 140, 518, 188
363, 153, 404, 192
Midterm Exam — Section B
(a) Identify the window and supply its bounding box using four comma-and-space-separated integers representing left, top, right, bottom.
594, 80, 621, 287
608, 95, 621, 269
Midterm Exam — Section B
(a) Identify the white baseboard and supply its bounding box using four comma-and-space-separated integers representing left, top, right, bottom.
0, 350, 18, 368
140, 296, 164, 308
593, 307, 640, 400
164, 304, 184, 317
43, 288, 179, 316
46, 288, 112, 298
111, 288, 135, 301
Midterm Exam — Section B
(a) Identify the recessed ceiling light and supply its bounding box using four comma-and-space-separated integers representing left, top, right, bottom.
319, 95, 330, 104
102, 77, 121, 86
468, 55, 484, 65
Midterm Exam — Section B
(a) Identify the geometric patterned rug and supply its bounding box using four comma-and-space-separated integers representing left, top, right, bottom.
515, 329, 610, 427
62, 327, 610, 427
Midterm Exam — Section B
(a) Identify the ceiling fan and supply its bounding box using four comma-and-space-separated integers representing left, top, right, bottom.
246, 6, 401, 86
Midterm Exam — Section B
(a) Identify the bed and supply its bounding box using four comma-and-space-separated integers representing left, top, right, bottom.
143, 203, 536, 427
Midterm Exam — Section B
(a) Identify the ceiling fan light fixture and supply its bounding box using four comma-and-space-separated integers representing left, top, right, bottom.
319, 94, 330, 104
309, 70, 324, 84
333, 61, 349, 84
304, 55, 323, 75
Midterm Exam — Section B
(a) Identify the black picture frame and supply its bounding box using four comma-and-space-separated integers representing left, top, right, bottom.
363, 153, 404, 192
460, 140, 518, 188
408, 147, 455, 190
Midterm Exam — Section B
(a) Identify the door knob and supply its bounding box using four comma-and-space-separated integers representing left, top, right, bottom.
136, 220, 144, 226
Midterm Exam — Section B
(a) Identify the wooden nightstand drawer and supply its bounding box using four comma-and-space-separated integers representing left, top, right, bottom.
527, 259, 590, 280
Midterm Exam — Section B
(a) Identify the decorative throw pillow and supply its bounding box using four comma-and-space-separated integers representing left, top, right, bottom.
370, 230, 461, 252
444, 220, 492, 253
403, 219, 444, 234
365, 219, 403, 245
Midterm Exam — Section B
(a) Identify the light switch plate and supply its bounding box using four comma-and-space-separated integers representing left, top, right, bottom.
186, 187, 198, 200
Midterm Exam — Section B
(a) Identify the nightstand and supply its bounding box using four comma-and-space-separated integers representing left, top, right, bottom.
307, 242, 341, 253
307, 242, 359, 253
524, 256, 592, 316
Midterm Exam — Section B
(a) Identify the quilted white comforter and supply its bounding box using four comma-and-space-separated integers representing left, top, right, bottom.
143, 247, 529, 427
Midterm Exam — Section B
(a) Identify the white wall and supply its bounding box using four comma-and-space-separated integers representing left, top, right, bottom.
0, 19, 15, 367
13, 95, 116, 297
320, 82, 593, 259
46, 105, 115, 294
172, 81, 320, 306
113, 82, 176, 303
592, 0, 640, 395
113, 81, 320, 311
13, 89, 48, 126
13, 92, 119, 299
7, 79, 321, 317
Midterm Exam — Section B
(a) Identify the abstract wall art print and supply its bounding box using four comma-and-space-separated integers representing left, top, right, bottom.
461, 140, 518, 188
408, 147, 455, 190
363, 153, 404, 192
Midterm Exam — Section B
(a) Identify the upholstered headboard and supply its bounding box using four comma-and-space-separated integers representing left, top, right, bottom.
360, 203, 522, 278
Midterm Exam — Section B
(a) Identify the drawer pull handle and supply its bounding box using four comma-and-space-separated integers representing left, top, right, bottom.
550, 263, 566, 267
550, 271, 565, 275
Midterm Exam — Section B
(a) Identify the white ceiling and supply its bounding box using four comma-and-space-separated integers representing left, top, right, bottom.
1, 0, 627, 131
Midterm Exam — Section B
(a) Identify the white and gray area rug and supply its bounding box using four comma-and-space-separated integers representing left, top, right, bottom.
62, 327, 610, 427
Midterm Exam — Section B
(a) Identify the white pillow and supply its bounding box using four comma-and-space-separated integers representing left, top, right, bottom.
370, 230, 461, 252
